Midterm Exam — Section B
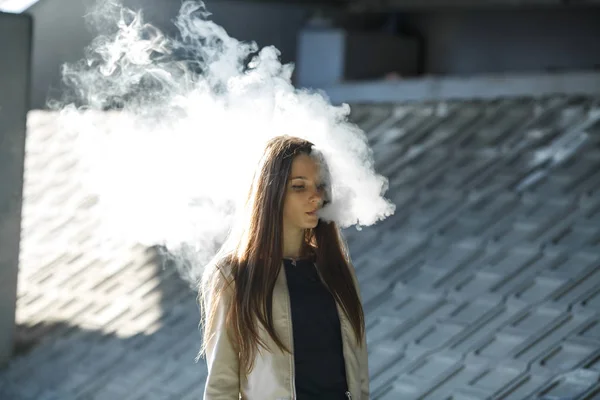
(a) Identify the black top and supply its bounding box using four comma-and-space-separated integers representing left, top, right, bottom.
283, 258, 348, 400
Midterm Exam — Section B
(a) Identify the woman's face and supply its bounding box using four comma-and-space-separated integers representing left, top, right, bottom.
282, 153, 325, 231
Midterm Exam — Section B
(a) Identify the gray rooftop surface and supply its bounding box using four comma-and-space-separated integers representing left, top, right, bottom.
1, 94, 600, 399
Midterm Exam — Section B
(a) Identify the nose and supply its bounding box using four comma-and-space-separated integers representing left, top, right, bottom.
309, 189, 323, 207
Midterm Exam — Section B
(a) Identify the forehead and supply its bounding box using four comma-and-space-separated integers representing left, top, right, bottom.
289, 153, 320, 178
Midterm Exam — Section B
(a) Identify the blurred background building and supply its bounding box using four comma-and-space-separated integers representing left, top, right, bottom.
1, 0, 600, 399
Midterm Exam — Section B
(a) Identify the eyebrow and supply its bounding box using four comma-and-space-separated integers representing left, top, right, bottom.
290, 176, 307, 180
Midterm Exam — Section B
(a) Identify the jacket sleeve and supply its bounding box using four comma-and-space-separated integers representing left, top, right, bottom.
203, 276, 240, 400
348, 263, 371, 399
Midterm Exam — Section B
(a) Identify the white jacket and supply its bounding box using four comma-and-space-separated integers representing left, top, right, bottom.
203, 262, 370, 399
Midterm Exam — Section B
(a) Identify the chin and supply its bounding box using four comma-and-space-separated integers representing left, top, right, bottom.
305, 219, 319, 229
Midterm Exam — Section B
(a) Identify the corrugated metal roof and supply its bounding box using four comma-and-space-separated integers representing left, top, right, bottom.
345, 95, 600, 399
1, 94, 600, 399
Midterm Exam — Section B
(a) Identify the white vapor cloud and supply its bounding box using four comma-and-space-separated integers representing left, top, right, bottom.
54, 0, 395, 286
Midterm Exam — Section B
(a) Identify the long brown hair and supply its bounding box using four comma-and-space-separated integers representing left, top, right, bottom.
199, 135, 365, 375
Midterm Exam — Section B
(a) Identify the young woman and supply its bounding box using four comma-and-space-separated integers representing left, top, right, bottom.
199, 136, 370, 399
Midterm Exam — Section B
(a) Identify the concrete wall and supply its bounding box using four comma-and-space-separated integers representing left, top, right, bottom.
0, 12, 32, 367
25, 0, 600, 109
297, 29, 420, 87
296, 6, 600, 88
402, 6, 600, 75
26, 0, 322, 109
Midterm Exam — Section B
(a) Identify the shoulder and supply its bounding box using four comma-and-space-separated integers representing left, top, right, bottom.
201, 253, 236, 296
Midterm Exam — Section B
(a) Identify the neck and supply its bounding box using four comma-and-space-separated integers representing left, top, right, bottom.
282, 224, 305, 259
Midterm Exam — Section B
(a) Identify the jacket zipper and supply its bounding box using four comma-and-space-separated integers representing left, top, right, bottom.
345, 391, 352, 399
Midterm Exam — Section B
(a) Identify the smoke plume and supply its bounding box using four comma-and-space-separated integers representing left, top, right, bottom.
54, 0, 395, 287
